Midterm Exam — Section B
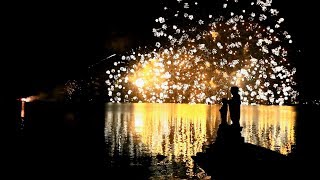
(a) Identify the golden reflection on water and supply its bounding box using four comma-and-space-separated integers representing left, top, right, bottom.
105, 103, 296, 178
132, 104, 215, 170
240, 105, 296, 155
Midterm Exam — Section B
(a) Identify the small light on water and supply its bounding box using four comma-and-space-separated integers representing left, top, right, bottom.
21, 101, 25, 118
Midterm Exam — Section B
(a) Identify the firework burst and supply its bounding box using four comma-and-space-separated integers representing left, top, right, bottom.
105, 0, 298, 105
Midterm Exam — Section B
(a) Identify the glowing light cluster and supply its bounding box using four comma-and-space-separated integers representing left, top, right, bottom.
105, 0, 298, 105
65, 80, 83, 101
21, 96, 39, 102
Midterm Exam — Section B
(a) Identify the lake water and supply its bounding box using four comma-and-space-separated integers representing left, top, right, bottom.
104, 103, 296, 178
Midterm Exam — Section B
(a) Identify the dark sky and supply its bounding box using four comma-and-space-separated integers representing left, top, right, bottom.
4, 0, 318, 99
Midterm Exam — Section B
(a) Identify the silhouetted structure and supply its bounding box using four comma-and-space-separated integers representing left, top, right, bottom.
228, 86, 241, 127
192, 122, 288, 179
192, 92, 289, 179
219, 98, 228, 125
156, 154, 167, 162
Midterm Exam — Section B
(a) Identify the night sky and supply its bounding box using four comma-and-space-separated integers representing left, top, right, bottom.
4, 0, 318, 99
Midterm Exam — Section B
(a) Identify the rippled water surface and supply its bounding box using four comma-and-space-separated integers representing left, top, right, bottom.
104, 103, 296, 178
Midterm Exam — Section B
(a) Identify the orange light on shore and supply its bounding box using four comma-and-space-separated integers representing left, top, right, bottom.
21, 96, 35, 102
20, 96, 38, 118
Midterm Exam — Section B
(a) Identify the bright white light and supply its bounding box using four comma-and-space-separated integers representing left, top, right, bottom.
135, 78, 145, 88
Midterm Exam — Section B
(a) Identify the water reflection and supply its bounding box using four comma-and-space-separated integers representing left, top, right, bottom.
105, 103, 296, 178
241, 105, 296, 155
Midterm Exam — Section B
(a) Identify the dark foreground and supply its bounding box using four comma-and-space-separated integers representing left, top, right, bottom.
3, 100, 318, 179
192, 123, 289, 179
4, 101, 150, 178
